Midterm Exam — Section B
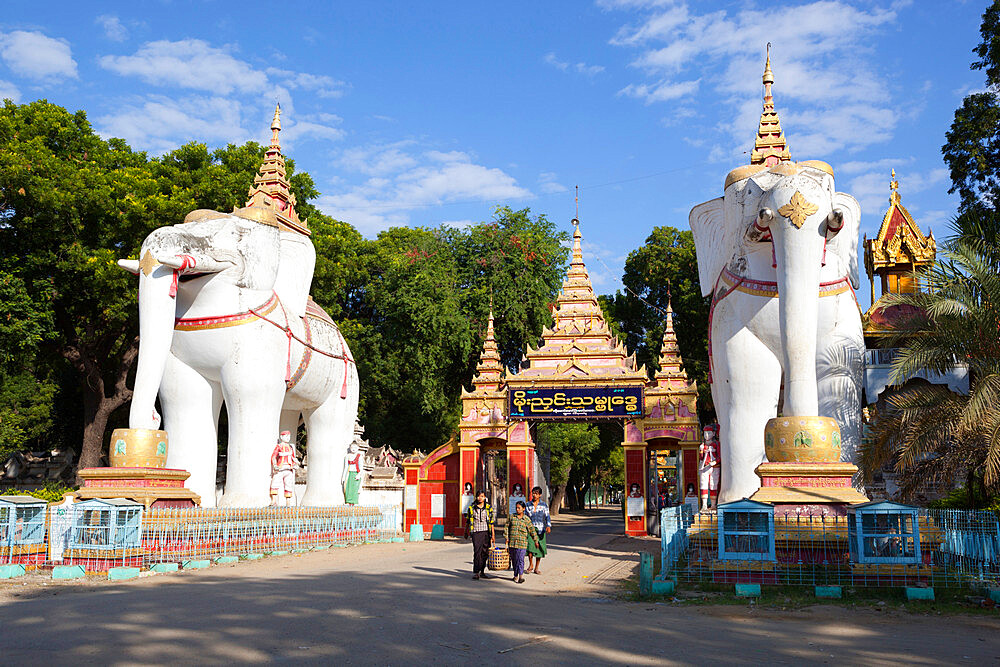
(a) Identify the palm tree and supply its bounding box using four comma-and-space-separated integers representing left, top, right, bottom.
860, 208, 1000, 506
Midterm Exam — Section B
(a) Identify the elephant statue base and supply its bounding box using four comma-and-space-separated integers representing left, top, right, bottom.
749, 416, 868, 512
75, 428, 202, 508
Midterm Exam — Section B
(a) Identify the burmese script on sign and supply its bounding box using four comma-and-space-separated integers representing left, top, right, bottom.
508, 386, 643, 420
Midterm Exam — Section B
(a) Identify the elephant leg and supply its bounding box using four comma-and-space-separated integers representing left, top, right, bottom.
160, 352, 223, 507
301, 385, 358, 507
713, 327, 782, 504
816, 309, 865, 467
219, 365, 286, 508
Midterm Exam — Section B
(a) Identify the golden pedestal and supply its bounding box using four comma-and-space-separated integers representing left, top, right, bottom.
75, 428, 201, 509
750, 416, 868, 507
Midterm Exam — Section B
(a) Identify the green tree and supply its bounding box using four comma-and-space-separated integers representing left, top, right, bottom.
943, 1, 1000, 210
536, 422, 601, 514
602, 226, 710, 412
445, 206, 569, 372
347, 227, 473, 452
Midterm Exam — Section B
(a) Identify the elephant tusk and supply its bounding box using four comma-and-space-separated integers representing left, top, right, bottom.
755, 208, 774, 231
826, 209, 844, 231
117, 259, 141, 274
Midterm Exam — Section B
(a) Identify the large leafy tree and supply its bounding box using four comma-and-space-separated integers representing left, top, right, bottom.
602, 226, 710, 411
943, 1, 1000, 210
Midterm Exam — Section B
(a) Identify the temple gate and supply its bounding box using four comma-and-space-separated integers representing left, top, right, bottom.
403, 221, 702, 537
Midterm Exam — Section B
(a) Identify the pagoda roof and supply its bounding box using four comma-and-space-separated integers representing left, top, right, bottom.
864, 170, 936, 279
505, 220, 648, 386
239, 104, 310, 236
462, 307, 506, 398
750, 47, 791, 167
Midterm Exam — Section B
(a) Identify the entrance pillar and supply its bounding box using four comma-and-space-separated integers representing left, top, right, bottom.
506, 422, 534, 512
457, 443, 480, 529
623, 419, 647, 537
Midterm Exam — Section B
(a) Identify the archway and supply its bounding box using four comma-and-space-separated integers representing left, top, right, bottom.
402, 221, 703, 537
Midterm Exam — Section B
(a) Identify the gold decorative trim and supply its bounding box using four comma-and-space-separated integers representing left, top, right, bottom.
183, 209, 230, 225
232, 206, 279, 228
777, 190, 819, 229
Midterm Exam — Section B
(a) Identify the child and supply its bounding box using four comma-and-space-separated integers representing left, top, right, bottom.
504, 500, 540, 584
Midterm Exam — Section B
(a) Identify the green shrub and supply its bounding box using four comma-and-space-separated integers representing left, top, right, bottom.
1, 482, 76, 503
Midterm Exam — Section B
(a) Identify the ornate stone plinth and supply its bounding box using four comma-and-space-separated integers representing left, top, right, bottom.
750, 416, 868, 507
76, 467, 201, 509
76, 428, 200, 508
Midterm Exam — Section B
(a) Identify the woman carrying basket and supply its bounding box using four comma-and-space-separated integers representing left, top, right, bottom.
505, 500, 540, 584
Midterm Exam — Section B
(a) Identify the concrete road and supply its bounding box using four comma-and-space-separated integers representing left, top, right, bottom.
1, 509, 998, 665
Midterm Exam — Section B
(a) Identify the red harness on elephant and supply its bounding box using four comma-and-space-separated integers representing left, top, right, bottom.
173, 291, 355, 398
705, 269, 856, 384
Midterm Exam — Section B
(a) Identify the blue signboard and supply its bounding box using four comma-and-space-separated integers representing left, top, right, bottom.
508, 386, 643, 420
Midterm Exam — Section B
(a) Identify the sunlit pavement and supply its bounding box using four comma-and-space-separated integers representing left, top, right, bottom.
1, 509, 997, 664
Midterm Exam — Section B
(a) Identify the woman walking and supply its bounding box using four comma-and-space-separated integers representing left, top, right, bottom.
525, 486, 551, 575
505, 500, 540, 584
465, 490, 495, 580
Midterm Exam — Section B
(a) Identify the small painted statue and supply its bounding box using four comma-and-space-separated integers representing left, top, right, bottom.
343, 441, 363, 505
699, 424, 721, 510
270, 430, 299, 507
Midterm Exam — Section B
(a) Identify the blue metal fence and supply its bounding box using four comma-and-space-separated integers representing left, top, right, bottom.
660, 506, 1000, 589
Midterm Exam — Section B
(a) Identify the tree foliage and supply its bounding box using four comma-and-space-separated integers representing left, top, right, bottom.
943, 1, 1000, 210
602, 226, 710, 413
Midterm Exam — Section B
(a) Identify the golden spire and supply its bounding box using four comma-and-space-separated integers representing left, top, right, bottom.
242, 104, 309, 236
654, 296, 688, 384
271, 103, 281, 147
750, 43, 791, 167
889, 168, 900, 205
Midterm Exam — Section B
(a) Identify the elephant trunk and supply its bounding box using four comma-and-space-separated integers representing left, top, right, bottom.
129, 261, 177, 429
772, 210, 824, 417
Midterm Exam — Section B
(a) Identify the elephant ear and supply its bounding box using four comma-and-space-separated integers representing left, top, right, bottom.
830, 192, 862, 289
689, 197, 734, 297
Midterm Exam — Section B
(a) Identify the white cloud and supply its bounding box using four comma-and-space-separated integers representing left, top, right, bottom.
607, 1, 902, 156
544, 52, 605, 76
619, 79, 698, 103
0, 79, 21, 102
96, 15, 129, 42
95, 95, 248, 154
538, 171, 568, 194
0, 31, 78, 81
100, 40, 267, 94
319, 145, 533, 236
848, 166, 949, 224
266, 67, 347, 98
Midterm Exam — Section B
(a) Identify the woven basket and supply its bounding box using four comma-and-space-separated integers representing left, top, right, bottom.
488, 546, 510, 570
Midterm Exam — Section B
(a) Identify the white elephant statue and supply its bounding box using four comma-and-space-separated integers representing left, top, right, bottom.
118, 205, 359, 507
689, 160, 864, 504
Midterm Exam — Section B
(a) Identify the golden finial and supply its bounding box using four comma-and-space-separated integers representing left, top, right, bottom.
270, 103, 281, 147
890, 168, 900, 205
749, 43, 790, 167
763, 43, 774, 87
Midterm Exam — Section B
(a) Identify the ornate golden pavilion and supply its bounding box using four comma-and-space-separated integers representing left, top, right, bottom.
862, 170, 937, 337
402, 220, 701, 537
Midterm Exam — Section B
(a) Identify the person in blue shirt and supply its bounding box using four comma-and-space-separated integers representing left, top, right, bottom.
524, 486, 551, 575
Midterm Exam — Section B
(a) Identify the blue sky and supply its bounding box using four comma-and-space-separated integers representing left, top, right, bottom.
0, 1, 989, 308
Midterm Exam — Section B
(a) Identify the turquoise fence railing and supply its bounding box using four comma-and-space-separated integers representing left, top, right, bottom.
659, 507, 1000, 589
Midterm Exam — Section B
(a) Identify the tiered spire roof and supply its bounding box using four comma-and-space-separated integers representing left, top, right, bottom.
506, 220, 647, 385
749, 47, 791, 167
243, 104, 309, 236
652, 299, 689, 387
864, 169, 936, 281
466, 307, 505, 395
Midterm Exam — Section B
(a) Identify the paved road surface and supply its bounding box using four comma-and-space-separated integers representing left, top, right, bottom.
1, 509, 998, 664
